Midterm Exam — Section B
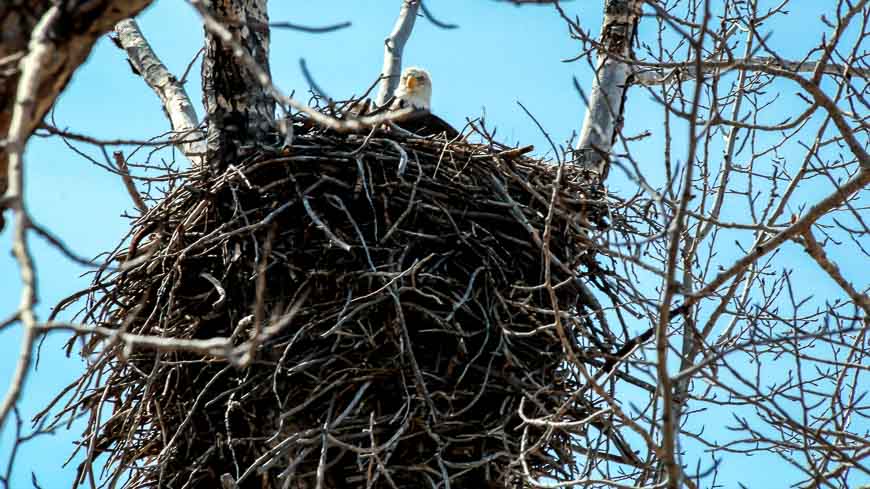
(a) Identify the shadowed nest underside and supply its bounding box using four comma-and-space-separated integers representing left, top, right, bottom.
47, 119, 631, 489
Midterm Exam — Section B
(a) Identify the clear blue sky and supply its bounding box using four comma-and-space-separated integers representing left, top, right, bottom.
0, 1, 864, 487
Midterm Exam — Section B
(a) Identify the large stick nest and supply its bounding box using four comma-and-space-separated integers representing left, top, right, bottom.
48, 118, 632, 488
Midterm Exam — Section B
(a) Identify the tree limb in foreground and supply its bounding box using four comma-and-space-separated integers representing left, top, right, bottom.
0, 0, 154, 232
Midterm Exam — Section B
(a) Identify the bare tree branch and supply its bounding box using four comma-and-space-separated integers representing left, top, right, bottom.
112, 151, 148, 214
677, 166, 870, 315
419, 2, 458, 29
0, 5, 60, 432
268, 20, 351, 33
798, 230, 870, 318
496, 0, 560, 4
113, 19, 206, 167
376, 0, 420, 106
0, 0, 154, 231
633, 56, 870, 86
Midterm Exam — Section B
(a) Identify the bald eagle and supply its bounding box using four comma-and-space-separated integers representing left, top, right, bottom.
390, 67, 460, 139
344, 67, 460, 139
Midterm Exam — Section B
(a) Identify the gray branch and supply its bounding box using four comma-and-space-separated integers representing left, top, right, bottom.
375, 0, 420, 107
0, 4, 63, 435
114, 19, 205, 167
633, 56, 870, 86
575, 1, 642, 180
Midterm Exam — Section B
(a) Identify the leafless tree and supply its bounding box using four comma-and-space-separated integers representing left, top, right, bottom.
564, 1, 869, 487
0, 1, 867, 488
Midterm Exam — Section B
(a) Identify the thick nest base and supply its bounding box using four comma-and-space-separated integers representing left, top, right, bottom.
59, 126, 616, 488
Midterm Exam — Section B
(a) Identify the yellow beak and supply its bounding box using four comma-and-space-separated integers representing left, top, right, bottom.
406, 76, 417, 91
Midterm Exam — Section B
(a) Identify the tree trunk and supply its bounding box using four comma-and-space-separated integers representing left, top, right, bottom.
375, 0, 420, 106
576, 0, 642, 181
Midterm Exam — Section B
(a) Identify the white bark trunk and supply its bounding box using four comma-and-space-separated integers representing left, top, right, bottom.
375, 0, 420, 107
576, 1, 642, 181
115, 19, 206, 168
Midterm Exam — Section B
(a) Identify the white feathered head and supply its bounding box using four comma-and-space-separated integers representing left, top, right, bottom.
395, 66, 432, 110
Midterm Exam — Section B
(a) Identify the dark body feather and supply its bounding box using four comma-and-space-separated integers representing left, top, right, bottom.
394, 109, 460, 139
342, 97, 460, 139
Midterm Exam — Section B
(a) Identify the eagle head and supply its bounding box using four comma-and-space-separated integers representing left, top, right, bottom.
395, 66, 432, 111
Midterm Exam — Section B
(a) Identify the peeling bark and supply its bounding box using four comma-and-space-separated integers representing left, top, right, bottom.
114, 19, 206, 168
576, 0, 642, 181
200, 0, 275, 173
0, 0, 154, 231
